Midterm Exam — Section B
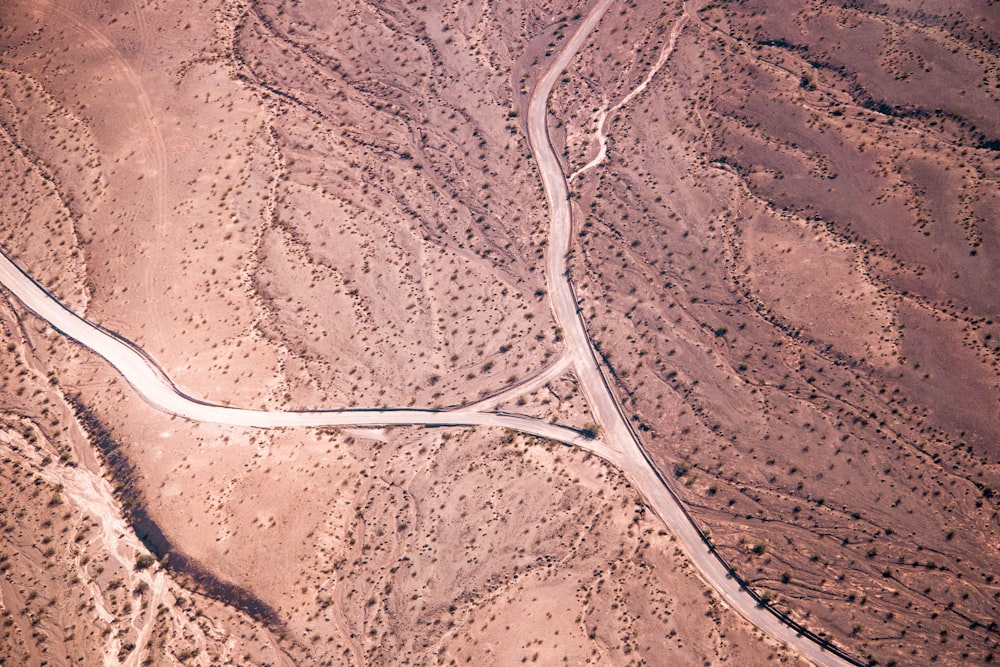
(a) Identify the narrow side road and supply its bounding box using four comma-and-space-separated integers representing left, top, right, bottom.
0, 246, 598, 446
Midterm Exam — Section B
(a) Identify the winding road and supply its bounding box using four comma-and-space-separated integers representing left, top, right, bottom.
0, 1, 856, 665
0, 248, 596, 445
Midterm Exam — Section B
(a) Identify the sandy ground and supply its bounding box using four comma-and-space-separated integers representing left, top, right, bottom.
0, 0, 997, 665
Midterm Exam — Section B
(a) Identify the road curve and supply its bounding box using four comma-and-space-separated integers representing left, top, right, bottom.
0, 247, 604, 449
526, 2, 853, 666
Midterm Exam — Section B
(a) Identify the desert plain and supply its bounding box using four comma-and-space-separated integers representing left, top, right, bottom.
0, 0, 997, 665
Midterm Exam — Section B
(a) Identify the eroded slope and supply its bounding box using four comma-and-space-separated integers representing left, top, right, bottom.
554, 1, 999, 664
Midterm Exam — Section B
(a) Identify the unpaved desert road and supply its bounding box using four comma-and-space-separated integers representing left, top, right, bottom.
0, 244, 602, 447
0, 1, 855, 665
527, 2, 854, 666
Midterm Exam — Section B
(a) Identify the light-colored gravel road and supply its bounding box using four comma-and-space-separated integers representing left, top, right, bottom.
0, 242, 600, 444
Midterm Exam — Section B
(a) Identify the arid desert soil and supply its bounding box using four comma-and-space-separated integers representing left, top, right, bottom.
554, 1, 999, 664
0, 0, 997, 665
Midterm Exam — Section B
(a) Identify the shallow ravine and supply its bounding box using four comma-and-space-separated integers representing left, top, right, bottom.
0, 423, 296, 667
